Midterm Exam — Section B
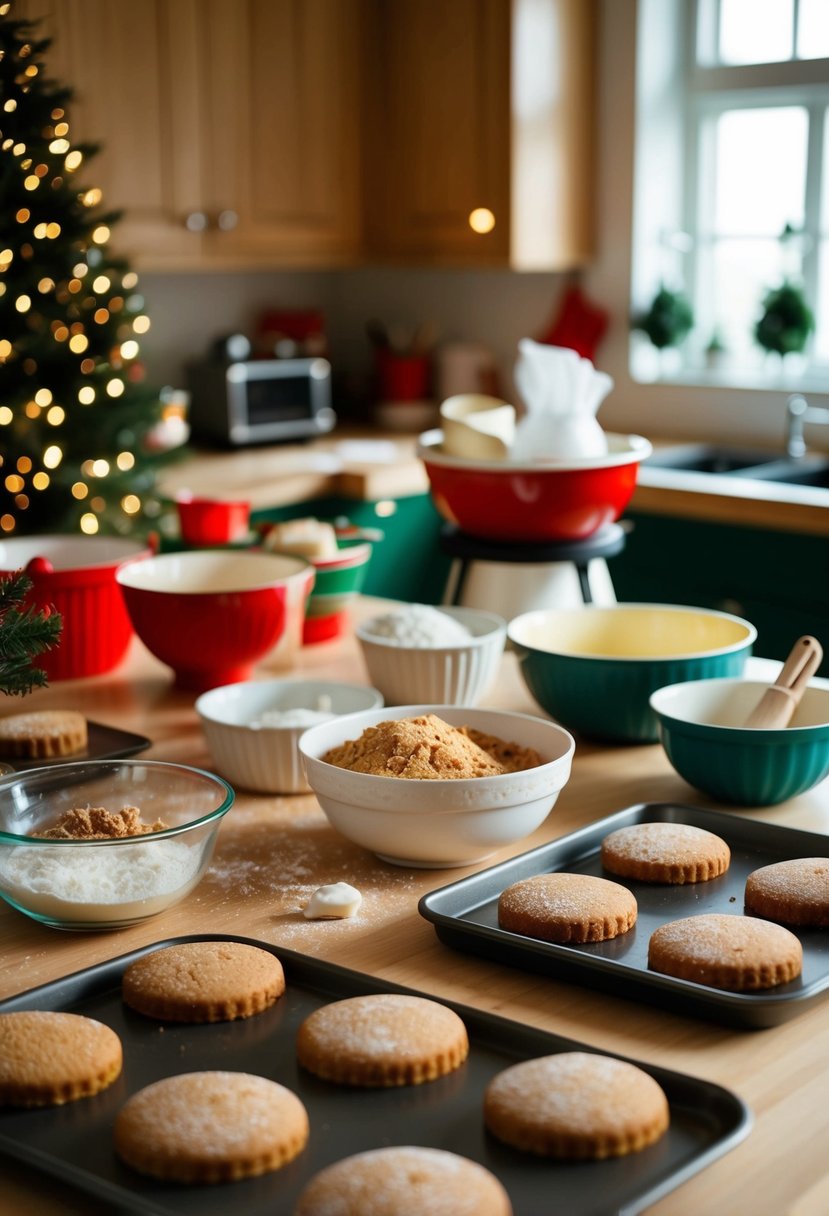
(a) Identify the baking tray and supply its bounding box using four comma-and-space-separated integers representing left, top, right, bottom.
0, 721, 151, 773
0, 934, 750, 1216
419, 803, 829, 1030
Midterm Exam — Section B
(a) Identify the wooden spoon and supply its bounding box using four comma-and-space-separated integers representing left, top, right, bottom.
744, 636, 823, 729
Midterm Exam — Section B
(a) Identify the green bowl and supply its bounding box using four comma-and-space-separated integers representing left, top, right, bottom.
508, 604, 756, 743
651, 678, 829, 805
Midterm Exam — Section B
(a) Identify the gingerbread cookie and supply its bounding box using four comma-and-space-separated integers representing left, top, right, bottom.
498, 873, 637, 944
122, 940, 285, 1023
648, 913, 803, 990
296, 993, 469, 1088
601, 822, 731, 884
0, 1010, 122, 1107
0, 709, 87, 759
484, 1051, 670, 1160
745, 858, 829, 926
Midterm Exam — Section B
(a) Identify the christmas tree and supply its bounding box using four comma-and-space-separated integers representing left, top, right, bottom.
0, 2, 185, 538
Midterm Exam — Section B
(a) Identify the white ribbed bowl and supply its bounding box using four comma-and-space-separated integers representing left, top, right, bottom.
355, 606, 507, 707
196, 679, 384, 794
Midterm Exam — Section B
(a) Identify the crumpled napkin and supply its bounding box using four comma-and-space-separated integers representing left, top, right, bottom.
510, 338, 613, 460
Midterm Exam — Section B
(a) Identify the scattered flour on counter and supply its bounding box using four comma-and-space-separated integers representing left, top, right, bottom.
363, 604, 472, 647
0, 839, 203, 922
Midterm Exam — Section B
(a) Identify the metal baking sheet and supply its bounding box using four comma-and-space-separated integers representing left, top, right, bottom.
0, 934, 750, 1216
419, 803, 829, 1030
0, 720, 151, 772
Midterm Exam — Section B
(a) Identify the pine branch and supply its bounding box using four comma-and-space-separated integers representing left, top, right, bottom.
0, 572, 62, 697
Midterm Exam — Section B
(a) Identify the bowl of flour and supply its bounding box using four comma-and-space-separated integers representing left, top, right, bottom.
0, 759, 233, 930
356, 604, 507, 707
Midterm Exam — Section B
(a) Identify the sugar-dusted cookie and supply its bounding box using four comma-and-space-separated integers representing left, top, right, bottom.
497, 872, 637, 944
601, 821, 731, 884
294, 1146, 513, 1216
0, 1010, 122, 1107
648, 912, 803, 990
122, 940, 285, 1023
296, 993, 469, 1088
745, 858, 829, 927
0, 709, 87, 759
114, 1071, 308, 1184
483, 1051, 670, 1160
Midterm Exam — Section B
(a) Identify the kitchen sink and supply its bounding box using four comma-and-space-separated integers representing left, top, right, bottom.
644, 445, 829, 488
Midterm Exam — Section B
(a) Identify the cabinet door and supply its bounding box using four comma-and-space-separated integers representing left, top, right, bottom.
364, 0, 512, 266
19, 0, 363, 270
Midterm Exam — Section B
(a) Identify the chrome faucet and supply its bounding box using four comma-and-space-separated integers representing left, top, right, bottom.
785, 394, 829, 459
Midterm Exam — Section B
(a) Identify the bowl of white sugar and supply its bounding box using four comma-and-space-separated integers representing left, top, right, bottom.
196, 678, 384, 794
355, 604, 507, 707
0, 760, 234, 930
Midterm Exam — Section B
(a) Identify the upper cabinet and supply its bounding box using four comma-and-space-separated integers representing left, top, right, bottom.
21, 0, 364, 270
19, 0, 595, 272
363, 0, 596, 270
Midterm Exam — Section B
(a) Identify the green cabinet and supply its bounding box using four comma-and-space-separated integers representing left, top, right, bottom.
611, 513, 829, 675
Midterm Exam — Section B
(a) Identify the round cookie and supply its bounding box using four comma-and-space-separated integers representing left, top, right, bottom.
745, 858, 829, 926
122, 940, 285, 1023
296, 993, 469, 1088
294, 1146, 513, 1216
497, 873, 637, 944
483, 1051, 670, 1160
114, 1071, 308, 1184
648, 913, 803, 990
0, 1010, 122, 1107
0, 709, 87, 759
601, 822, 731, 884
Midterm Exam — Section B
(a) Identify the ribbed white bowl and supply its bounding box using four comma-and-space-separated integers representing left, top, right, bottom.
356, 606, 507, 707
196, 679, 384, 794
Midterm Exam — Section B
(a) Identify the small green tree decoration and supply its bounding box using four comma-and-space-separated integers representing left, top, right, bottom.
754, 282, 815, 356
634, 285, 694, 350
0, 572, 62, 696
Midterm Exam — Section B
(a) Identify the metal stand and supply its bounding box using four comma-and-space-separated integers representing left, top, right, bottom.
439, 522, 627, 607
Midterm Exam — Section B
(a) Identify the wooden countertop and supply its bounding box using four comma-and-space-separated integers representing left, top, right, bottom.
3, 601, 829, 1215
159, 428, 829, 537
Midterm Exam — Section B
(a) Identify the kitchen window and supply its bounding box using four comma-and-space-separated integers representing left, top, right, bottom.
630, 0, 829, 389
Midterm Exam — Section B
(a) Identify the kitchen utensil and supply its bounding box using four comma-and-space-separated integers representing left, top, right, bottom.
0, 760, 233, 930
299, 705, 574, 868
744, 635, 823, 728
651, 676, 829, 804
417, 429, 651, 543
508, 604, 756, 743
0, 935, 750, 1216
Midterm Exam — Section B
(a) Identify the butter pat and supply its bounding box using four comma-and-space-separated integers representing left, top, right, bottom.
303, 882, 362, 920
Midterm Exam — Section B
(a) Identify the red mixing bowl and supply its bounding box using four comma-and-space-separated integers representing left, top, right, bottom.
0, 535, 151, 680
116, 550, 315, 691
417, 430, 652, 542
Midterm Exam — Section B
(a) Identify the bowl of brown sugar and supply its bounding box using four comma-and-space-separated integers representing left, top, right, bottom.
298, 706, 575, 868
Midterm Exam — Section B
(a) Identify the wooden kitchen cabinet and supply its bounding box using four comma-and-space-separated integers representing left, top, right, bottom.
363, 0, 596, 269
20, 0, 364, 270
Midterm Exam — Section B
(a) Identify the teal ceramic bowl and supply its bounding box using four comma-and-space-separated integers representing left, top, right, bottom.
651, 678, 829, 805
508, 604, 757, 743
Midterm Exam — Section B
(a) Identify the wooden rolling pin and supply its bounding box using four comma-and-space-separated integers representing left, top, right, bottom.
745, 635, 823, 729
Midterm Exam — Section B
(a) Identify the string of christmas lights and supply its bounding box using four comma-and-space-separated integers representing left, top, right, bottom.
0, 1, 184, 536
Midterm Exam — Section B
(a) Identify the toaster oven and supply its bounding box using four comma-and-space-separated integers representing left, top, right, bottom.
188, 356, 336, 446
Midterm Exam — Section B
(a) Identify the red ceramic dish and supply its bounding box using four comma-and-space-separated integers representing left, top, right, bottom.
175, 494, 251, 545
116, 550, 314, 691
0, 536, 151, 680
417, 430, 652, 543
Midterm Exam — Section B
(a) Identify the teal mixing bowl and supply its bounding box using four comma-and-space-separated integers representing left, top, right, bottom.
508, 604, 757, 743
650, 678, 829, 805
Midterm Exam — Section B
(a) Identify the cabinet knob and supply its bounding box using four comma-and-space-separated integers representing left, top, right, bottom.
216, 209, 239, 232
184, 211, 209, 232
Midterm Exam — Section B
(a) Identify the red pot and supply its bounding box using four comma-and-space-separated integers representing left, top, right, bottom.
0, 536, 151, 680
417, 430, 652, 543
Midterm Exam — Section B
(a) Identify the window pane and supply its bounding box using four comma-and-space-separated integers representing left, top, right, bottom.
816, 241, 829, 359
797, 0, 829, 59
823, 108, 829, 229
720, 0, 793, 63
707, 238, 788, 363
714, 108, 807, 234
